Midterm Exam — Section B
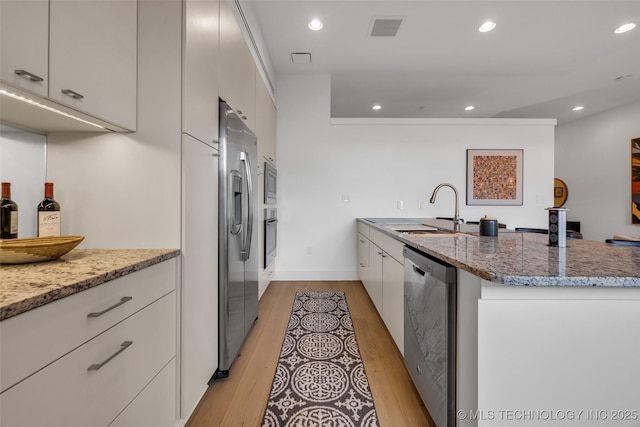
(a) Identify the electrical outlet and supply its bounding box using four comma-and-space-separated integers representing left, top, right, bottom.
397, 200, 404, 210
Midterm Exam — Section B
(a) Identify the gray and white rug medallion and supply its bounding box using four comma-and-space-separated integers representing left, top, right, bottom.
261, 291, 379, 427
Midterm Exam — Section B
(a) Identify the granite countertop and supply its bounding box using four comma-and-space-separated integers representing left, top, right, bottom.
0, 248, 180, 321
359, 218, 640, 287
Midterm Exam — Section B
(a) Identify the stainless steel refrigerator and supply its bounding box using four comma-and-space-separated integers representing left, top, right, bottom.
216, 100, 259, 377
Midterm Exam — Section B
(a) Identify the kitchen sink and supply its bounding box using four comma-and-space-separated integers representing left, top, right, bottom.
400, 230, 467, 237
385, 225, 467, 237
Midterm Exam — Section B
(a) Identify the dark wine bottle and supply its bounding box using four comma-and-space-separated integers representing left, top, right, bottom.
1, 182, 19, 239
37, 182, 61, 237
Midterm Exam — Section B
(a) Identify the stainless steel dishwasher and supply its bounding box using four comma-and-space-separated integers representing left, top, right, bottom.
404, 246, 457, 427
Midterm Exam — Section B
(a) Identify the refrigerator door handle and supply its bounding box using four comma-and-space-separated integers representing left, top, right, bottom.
240, 151, 254, 260
230, 170, 243, 235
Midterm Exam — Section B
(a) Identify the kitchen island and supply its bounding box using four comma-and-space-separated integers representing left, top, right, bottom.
358, 218, 640, 427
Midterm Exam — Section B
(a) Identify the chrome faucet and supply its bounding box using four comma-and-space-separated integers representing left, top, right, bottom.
429, 183, 461, 232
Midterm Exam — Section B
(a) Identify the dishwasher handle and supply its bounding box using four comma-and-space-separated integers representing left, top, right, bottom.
412, 264, 427, 277
404, 246, 456, 284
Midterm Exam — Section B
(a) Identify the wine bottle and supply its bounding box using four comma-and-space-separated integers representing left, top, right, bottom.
37, 182, 61, 237
1, 182, 19, 239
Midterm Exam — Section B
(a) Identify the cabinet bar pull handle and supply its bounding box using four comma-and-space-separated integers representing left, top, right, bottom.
87, 296, 132, 318
14, 69, 44, 82
87, 341, 133, 371
61, 89, 84, 100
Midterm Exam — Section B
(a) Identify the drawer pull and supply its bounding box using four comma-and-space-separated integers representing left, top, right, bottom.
88, 341, 133, 371
14, 69, 44, 82
61, 88, 84, 100
87, 296, 133, 318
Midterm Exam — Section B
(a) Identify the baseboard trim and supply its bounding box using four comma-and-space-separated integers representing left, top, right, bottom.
274, 270, 359, 281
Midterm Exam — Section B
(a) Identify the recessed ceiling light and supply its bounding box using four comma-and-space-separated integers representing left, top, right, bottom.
464, 105, 475, 111
572, 106, 584, 111
614, 23, 636, 34
478, 21, 496, 32
372, 104, 382, 110
308, 19, 323, 31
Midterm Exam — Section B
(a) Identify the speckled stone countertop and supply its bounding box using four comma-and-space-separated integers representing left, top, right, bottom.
359, 218, 640, 287
0, 249, 180, 321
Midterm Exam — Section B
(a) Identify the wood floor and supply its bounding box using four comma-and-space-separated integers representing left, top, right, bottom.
185, 280, 434, 427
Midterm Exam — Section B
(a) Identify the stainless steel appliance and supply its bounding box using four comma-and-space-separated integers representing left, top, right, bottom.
403, 246, 457, 427
264, 208, 277, 268
216, 101, 259, 377
264, 161, 277, 204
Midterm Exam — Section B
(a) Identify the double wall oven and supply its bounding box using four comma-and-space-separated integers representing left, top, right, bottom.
264, 162, 277, 268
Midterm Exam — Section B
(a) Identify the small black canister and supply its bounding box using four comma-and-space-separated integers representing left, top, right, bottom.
479, 216, 498, 237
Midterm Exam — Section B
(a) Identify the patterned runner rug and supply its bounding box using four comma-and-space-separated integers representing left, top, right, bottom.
261, 291, 379, 427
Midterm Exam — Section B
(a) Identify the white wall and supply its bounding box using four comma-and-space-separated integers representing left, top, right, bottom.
276, 74, 556, 280
45, 0, 182, 249
555, 100, 640, 241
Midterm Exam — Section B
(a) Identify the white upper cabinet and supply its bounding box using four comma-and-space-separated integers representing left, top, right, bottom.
255, 74, 276, 166
219, 0, 255, 130
183, 0, 220, 145
49, 0, 137, 131
0, 0, 49, 97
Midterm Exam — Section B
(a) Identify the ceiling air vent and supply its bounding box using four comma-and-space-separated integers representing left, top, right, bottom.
291, 52, 312, 64
369, 17, 403, 37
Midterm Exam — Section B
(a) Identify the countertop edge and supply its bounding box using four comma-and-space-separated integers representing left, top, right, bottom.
357, 218, 640, 288
0, 249, 180, 321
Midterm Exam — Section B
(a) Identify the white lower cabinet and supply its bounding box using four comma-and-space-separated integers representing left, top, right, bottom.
0, 259, 178, 427
381, 253, 404, 355
367, 242, 384, 313
109, 358, 177, 427
0, 291, 176, 427
357, 223, 404, 353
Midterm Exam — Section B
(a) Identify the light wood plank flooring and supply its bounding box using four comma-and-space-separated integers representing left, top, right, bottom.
185, 280, 434, 426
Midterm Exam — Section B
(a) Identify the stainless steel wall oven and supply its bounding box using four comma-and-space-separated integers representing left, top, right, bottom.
264, 208, 277, 268
264, 162, 277, 205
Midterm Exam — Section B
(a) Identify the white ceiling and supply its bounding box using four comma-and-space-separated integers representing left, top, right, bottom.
248, 0, 640, 124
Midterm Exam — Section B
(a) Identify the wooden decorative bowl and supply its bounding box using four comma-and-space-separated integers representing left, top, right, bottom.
0, 236, 84, 265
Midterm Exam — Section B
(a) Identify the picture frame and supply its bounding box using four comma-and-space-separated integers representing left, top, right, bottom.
632, 137, 640, 224
466, 149, 523, 206
554, 178, 568, 207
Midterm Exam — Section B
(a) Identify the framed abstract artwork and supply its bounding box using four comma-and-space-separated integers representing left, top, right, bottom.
632, 137, 640, 224
467, 149, 523, 206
